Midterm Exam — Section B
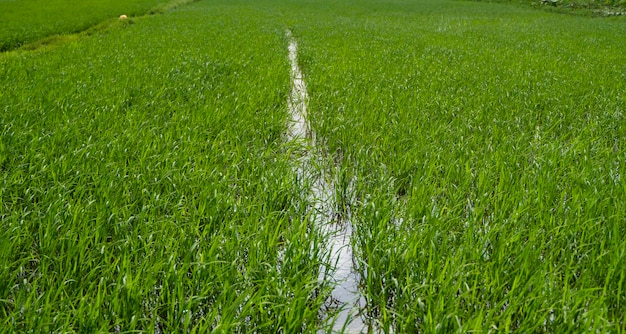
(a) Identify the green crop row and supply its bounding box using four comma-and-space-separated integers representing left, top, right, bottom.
2, 0, 626, 332
285, 0, 626, 332
0, 1, 337, 332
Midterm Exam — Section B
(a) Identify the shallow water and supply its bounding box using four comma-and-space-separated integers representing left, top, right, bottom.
321, 219, 367, 333
285, 30, 367, 333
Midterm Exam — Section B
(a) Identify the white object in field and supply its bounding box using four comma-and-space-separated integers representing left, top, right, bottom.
119, 14, 128, 20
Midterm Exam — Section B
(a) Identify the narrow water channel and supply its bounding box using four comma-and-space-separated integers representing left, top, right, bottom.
285, 30, 367, 333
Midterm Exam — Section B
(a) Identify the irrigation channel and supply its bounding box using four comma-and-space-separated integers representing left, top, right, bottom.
285, 30, 368, 333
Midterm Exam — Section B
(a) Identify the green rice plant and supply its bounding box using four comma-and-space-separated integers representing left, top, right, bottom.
285, 0, 626, 331
3, 0, 626, 332
0, 1, 334, 331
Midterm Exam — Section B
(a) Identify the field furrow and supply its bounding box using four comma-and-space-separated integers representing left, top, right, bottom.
1, 0, 625, 332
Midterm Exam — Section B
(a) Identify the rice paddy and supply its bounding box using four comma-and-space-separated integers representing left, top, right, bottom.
1, 0, 625, 332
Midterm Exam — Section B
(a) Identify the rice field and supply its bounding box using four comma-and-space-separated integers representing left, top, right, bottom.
1, 0, 625, 332
0, 0, 196, 52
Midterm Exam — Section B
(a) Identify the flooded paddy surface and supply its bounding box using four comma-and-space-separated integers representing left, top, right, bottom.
286, 30, 368, 333
4, 0, 625, 331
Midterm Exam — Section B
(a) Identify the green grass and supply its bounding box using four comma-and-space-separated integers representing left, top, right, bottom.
0, 0, 195, 52
0, 1, 333, 331
2, 0, 626, 332
283, 0, 626, 331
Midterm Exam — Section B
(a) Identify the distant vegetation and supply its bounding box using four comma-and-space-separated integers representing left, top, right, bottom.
535, 0, 625, 6
0, 0, 178, 52
474, 0, 626, 14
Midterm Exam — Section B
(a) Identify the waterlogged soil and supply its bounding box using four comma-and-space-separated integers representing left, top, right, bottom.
285, 30, 368, 333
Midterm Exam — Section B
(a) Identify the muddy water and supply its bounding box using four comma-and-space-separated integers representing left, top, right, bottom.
285, 30, 367, 333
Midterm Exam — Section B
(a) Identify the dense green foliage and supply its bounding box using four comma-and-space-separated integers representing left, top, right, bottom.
1, 0, 625, 332
0, 0, 186, 51
288, 0, 626, 331
1, 1, 331, 332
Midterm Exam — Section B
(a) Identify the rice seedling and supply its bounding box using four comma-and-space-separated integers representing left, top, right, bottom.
1, 1, 332, 331
2, 0, 625, 332
285, 0, 626, 331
